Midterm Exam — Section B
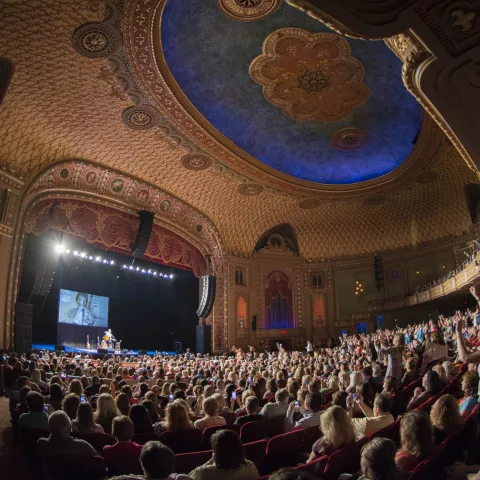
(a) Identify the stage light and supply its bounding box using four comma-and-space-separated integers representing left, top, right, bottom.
65, 250, 71, 254
129, 266, 134, 270
153, 272, 157, 276
103, 259, 107, 264
141, 269, 146, 273
110, 260, 114, 265
80, 252, 86, 258
147, 269, 151, 274
170, 274, 173, 279
73, 251, 79, 256
55, 244, 66, 254
96, 256, 102, 262
136, 267, 140, 271
89, 256, 93, 260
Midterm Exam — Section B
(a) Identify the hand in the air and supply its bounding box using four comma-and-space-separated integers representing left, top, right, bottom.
470, 285, 480, 301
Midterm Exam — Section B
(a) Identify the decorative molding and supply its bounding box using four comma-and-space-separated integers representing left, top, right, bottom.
331, 127, 367, 151
299, 198, 321, 209
238, 183, 265, 196
181, 153, 214, 171
122, 105, 160, 130
216, 0, 280, 22
72, 22, 120, 58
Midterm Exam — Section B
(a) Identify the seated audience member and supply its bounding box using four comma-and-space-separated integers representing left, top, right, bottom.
45, 383, 64, 411
16, 385, 32, 414
37, 410, 97, 459
153, 399, 194, 436
459, 370, 479, 417
72, 402, 104, 433
85, 375, 101, 397
194, 397, 226, 430
129, 404, 155, 435
263, 378, 278, 402
103, 416, 142, 474
94, 393, 120, 434
432, 364, 447, 386
339, 437, 397, 480
189, 429, 259, 479
62, 393, 80, 420
260, 388, 289, 419
122, 384, 139, 406
211, 393, 229, 414
395, 410, 435, 474
30, 369, 47, 392
18, 391, 49, 431
401, 358, 420, 387
116, 392, 131, 416
68, 379, 84, 397
430, 394, 463, 444
406, 370, 442, 411
142, 399, 161, 424
308, 405, 356, 463
332, 390, 348, 410
382, 376, 397, 395
349, 393, 394, 440
285, 392, 323, 431
109, 440, 192, 480
442, 361, 453, 382
362, 366, 379, 394
372, 364, 384, 390
235, 396, 263, 426
269, 469, 313, 480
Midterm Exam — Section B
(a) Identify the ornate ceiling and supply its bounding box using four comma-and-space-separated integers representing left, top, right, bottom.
0, 0, 478, 260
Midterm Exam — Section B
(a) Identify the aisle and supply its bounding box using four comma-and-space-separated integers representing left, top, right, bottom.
0, 397, 25, 480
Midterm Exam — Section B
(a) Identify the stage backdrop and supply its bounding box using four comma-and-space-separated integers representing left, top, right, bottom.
18, 234, 199, 351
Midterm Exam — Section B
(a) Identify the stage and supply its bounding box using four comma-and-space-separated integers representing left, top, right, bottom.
32, 343, 176, 357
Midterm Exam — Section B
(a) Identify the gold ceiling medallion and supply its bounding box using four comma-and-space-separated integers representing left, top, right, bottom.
238, 183, 265, 195
250, 28, 369, 122
217, 0, 280, 22
122, 106, 160, 130
181, 154, 214, 171
331, 127, 367, 151
72, 23, 119, 58
299, 199, 321, 209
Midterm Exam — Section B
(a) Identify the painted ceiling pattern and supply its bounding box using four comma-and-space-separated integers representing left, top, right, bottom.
0, 0, 478, 260
249, 28, 369, 122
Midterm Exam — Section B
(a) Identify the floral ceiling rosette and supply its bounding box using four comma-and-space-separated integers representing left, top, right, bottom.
250, 28, 369, 122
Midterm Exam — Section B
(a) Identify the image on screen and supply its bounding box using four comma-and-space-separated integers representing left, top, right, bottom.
58, 289, 109, 327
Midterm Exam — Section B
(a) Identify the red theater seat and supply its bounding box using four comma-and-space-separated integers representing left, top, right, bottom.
161, 428, 202, 453
408, 443, 445, 480
175, 450, 213, 474
72, 431, 115, 452
244, 440, 267, 469
240, 419, 270, 443
45, 455, 107, 480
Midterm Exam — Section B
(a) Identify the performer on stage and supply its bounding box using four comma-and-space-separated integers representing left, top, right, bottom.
103, 328, 116, 349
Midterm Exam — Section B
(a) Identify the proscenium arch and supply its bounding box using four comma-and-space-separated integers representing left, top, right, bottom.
5, 159, 228, 351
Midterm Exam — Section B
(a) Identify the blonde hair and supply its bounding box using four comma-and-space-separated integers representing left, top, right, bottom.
400, 410, 434, 458
95, 393, 119, 423
327, 375, 339, 390
430, 394, 463, 434
165, 400, 192, 432
320, 406, 356, 450
432, 364, 446, 383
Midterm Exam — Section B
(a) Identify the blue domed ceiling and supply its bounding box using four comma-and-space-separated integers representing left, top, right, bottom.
160, 0, 422, 185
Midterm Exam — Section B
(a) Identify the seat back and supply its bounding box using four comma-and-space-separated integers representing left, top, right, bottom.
174, 450, 213, 474
132, 432, 160, 445
441, 426, 465, 466
294, 454, 328, 477
19, 428, 49, 466
268, 415, 285, 437
161, 428, 202, 453
409, 444, 445, 480
302, 425, 321, 451
240, 419, 271, 444
72, 431, 115, 452
322, 441, 364, 480
220, 411, 236, 425
368, 419, 400, 445
266, 429, 307, 456
244, 440, 267, 469
46, 455, 107, 480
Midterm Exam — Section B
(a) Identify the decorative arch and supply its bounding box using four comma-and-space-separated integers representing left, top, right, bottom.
264, 270, 293, 329
5, 160, 227, 350
254, 224, 299, 254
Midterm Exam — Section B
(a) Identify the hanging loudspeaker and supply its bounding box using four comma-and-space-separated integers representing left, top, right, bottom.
196, 275, 216, 318
132, 210, 155, 257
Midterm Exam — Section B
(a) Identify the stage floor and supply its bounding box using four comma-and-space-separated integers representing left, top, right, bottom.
32, 343, 176, 356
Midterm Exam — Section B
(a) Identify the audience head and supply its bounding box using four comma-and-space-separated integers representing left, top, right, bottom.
165, 400, 191, 432
373, 393, 393, 416
432, 364, 446, 383
320, 405, 356, 449
26, 391, 45, 413
430, 394, 463, 433
423, 370, 442, 394
203, 397, 219, 417
212, 430, 246, 470
112, 415, 134, 442
360, 437, 397, 480
245, 396, 259, 415
399, 410, 435, 458
332, 390, 348, 410
116, 392, 131, 416
305, 392, 323, 413
462, 370, 479, 397
129, 404, 152, 433
62, 393, 80, 420
275, 388, 289, 404
140, 441, 176, 479
269, 469, 314, 480
48, 410, 72, 438
76, 402, 95, 427
96, 393, 119, 419
68, 379, 83, 396
19, 385, 32, 407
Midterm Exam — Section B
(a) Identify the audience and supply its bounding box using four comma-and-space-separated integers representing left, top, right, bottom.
308, 405, 356, 463
459, 370, 479, 416
260, 388, 289, 419
235, 396, 263, 426
37, 410, 97, 459
62, 392, 80, 420
395, 410, 435, 474
430, 394, 463, 444
406, 370, 442, 411
153, 400, 194, 436
285, 392, 323, 431
95, 393, 120, 434
189, 430, 260, 479
349, 393, 394, 440
129, 404, 154, 435
18, 391, 49, 431
194, 397, 226, 430
72, 402, 104, 433
103, 415, 143, 475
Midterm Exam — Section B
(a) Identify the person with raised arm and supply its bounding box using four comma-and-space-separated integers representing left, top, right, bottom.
456, 285, 480, 364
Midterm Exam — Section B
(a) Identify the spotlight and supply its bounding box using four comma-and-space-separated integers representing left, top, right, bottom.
129, 266, 134, 270
141, 269, 146, 273
73, 251, 79, 256
55, 244, 65, 254
110, 260, 114, 265
147, 269, 152, 274
103, 259, 107, 264
65, 250, 71, 254
136, 267, 140, 271
95, 256, 102, 262
153, 272, 157, 276
170, 274, 173, 279
80, 252, 86, 258
123, 265, 127, 269
89, 256, 93, 260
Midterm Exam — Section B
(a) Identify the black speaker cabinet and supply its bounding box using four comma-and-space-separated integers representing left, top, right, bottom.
132, 210, 155, 257
196, 325, 211, 355
196, 275, 216, 318
15, 303, 33, 353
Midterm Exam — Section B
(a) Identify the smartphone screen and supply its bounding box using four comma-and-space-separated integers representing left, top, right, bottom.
44, 405, 49, 412
294, 401, 300, 406
60, 374, 66, 379
231, 392, 237, 400
80, 394, 87, 403
353, 393, 359, 401
169, 394, 174, 401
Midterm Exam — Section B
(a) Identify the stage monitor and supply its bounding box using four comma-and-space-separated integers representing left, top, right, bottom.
58, 289, 109, 328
